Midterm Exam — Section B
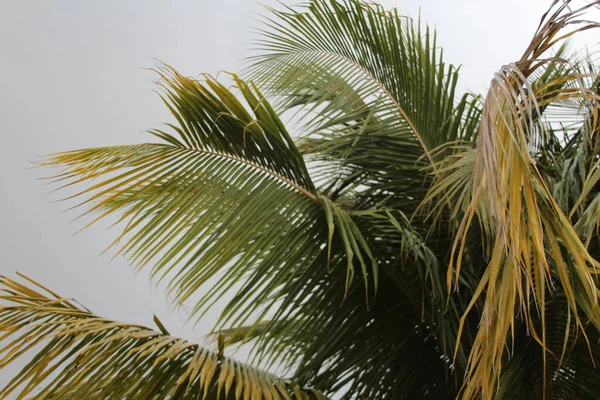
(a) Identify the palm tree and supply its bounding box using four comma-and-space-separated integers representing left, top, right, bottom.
2, 0, 600, 398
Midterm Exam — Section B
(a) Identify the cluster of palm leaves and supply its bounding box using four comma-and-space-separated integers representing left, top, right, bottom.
2, 0, 600, 398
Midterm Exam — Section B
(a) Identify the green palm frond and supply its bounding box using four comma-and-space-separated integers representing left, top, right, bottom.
246, 0, 481, 209
0, 274, 327, 400
242, 4, 482, 385
40, 66, 378, 330
155, 65, 316, 194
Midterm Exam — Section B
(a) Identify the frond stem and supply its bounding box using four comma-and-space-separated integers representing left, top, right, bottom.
182, 146, 319, 202
273, 49, 438, 172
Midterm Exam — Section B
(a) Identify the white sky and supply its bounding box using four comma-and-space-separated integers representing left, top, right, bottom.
0, 0, 597, 390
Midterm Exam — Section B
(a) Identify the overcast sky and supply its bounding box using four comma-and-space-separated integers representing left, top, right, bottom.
0, 0, 596, 389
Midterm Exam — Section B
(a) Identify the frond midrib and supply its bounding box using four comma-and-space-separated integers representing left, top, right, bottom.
167, 143, 319, 203
256, 47, 438, 171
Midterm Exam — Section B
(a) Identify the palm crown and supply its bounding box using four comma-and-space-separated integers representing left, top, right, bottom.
2, 1, 600, 399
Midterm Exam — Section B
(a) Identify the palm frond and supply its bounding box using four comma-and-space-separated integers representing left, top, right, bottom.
0, 274, 327, 400
246, 0, 481, 208
39, 66, 379, 330
427, 3, 600, 398
238, 208, 470, 399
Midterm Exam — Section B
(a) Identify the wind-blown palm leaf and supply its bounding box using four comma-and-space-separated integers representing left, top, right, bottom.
37, 65, 406, 398
0, 274, 327, 400
40, 65, 378, 329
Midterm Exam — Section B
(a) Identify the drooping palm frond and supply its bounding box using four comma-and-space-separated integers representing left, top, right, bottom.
230, 208, 469, 399
0, 274, 327, 400
419, 2, 600, 398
